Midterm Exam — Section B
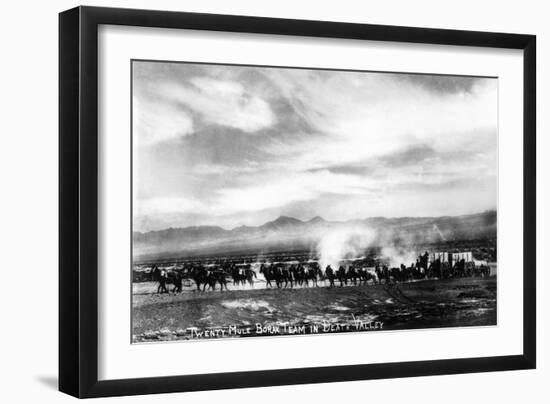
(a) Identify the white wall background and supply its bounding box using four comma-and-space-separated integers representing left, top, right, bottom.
0, 0, 546, 402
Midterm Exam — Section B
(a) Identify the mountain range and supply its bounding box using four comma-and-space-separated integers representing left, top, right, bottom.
133, 210, 497, 259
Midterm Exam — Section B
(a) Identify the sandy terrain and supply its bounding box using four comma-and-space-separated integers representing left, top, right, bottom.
132, 277, 496, 342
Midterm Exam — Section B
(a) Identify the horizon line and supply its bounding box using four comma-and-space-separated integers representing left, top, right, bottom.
133, 208, 497, 234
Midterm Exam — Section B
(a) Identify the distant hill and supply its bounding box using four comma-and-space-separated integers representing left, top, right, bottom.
133, 210, 496, 259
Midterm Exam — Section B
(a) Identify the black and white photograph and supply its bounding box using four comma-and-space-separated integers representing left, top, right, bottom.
131, 60, 498, 343
0, 0, 544, 401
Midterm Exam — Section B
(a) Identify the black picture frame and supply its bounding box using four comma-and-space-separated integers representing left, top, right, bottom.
59, 5, 536, 398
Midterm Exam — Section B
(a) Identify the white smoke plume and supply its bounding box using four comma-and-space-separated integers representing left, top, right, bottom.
380, 245, 418, 268
316, 226, 376, 271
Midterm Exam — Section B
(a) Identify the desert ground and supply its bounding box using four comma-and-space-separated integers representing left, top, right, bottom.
132, 276, 496, 342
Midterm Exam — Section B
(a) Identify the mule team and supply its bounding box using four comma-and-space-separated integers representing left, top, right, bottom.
149, 251, 491, 294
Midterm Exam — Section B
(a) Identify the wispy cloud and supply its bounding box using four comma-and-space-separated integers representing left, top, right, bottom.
132, 61, 497, 231
133, 95, 194, 146
161, 77, 276, 133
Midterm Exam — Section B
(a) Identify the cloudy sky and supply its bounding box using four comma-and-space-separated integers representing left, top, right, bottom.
132, 61, 497, 232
